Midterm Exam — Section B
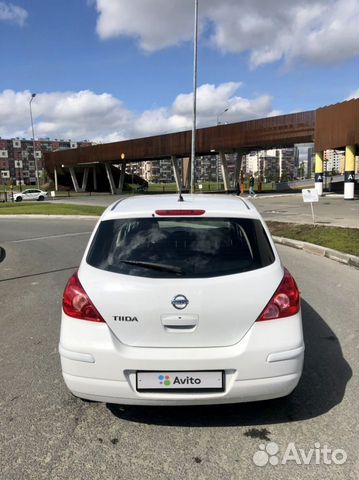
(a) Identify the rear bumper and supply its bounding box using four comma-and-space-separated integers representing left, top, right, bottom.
59, 313, 304, 405
63, 371, 301, 405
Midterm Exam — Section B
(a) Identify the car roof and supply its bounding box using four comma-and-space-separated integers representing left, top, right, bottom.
103, 194, 261, 221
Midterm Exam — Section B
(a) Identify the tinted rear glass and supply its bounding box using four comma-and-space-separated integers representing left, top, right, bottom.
86, 217, 275, 278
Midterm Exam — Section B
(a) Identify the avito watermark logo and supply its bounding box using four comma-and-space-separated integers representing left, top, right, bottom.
158, 374, 202, 386
253, 441, 347, 466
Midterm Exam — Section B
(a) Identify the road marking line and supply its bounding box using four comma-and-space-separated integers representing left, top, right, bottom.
0, 266, 78, 283
8, 232, 92, 243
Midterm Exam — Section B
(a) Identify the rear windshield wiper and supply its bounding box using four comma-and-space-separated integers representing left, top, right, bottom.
119, 260, 185, 275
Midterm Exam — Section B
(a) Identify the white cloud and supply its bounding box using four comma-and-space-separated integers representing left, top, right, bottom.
95, 0, 194, 51
346, 87, 359, 100
0, 2, 27, 26
93, 0, 359, 67
0, 89, 134, 141
0, 84, 276, 142
173, 82, 241, 116
131, 82, 276, 137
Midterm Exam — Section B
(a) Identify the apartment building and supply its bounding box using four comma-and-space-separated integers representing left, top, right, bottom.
243, 148, 298, 181
139, 153, 242, 185
0, 137, 91, 186
139, 156, 216, 184
324, 149, 345, 174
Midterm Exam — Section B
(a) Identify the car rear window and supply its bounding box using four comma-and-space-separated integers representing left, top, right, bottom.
86, 217, 275, 278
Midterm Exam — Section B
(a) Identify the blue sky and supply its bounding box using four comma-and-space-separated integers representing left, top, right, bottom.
0, 0, 358, 142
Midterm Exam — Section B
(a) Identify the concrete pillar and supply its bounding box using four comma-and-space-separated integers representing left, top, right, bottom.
171, 156, 181, 191
54, 166, 58, 191
234, 155, 241, 185
219, 151, 229, 191
279, 150, 283, 180
182, 157, 191, 189
69, 167, 80, 193
118, 161, 127, 193
80, 168, 89, 192
234, 151, 245, 187
314, 152, 324, 196
105, 162, 116, 194
344, 145, 355, 200
92, 167, 97, 191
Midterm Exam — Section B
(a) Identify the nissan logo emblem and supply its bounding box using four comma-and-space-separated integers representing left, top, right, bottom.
171, 294, 189, 310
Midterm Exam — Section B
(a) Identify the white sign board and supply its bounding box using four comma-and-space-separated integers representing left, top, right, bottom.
302, 188, 319, 203
50, 190, 56, 197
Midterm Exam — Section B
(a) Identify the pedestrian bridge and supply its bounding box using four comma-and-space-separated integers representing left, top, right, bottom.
44, 99, 358, 198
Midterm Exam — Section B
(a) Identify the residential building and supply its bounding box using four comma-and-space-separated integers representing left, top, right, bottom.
0, 138, 91, 186
324, 149, 345, 174
243, 148, 298, 181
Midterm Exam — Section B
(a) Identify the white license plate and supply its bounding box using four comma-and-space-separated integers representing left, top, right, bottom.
136, 371, 224, 391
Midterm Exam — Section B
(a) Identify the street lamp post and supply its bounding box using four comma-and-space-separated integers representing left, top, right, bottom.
216, 107, 228, 126
29, 93, 40, 189
16, 163, 22, 192
190, 0, 198, 194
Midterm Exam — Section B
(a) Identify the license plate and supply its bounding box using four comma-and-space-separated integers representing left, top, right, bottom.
136, 371, 224, 391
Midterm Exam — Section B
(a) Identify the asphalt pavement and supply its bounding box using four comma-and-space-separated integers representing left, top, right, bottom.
0, 217, 358, 479
49, 193, 359, 228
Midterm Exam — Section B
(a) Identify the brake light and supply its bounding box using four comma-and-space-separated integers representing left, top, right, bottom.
155, 209, 205, 216
63, 272, 105, 323
256, 268, 300, 321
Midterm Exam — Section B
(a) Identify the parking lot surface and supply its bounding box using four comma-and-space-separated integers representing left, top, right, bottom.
0, 217, 358, 479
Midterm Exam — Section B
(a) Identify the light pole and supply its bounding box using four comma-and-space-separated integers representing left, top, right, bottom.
29, 93, 40, 189
190, 0, 198, 194
216, 107, 228, 126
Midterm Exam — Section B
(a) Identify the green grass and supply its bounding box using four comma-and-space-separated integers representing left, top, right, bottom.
267, 221, 359, 257
0, 202, 106, 216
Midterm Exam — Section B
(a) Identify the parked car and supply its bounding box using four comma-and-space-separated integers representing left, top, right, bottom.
59, 194, 304, 405
13, 188, 48, 202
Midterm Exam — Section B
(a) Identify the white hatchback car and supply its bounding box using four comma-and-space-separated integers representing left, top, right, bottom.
59, 194, 304, 405
13, 188, 47, 202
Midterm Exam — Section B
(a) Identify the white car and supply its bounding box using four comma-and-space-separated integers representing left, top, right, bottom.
13, 188, 47, 202
59, 194, 304, 405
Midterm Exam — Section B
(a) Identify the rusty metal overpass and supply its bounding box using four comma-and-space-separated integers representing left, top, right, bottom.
44, 99, 359, 196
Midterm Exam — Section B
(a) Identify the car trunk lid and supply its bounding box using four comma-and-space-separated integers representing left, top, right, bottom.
79, 264, 282, 348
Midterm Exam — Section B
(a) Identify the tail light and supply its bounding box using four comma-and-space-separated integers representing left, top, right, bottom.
155, 209, 205, 216
63, 272, 105, 323
256, 268, 300, 322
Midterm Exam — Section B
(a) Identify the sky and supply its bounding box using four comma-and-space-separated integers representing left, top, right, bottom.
0, 0, 358, 143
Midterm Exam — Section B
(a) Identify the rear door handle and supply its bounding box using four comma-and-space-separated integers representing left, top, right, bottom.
161, 314, 198, 332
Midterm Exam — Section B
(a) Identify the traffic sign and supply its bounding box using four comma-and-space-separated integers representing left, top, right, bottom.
302, 188, 319, 203
302, 188, 319, 224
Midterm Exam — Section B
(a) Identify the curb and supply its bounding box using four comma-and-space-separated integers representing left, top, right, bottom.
273, 236, 359, 269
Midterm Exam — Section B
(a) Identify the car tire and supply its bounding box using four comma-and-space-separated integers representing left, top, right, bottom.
15, 197, 22, 202
38, 195, 44, 201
